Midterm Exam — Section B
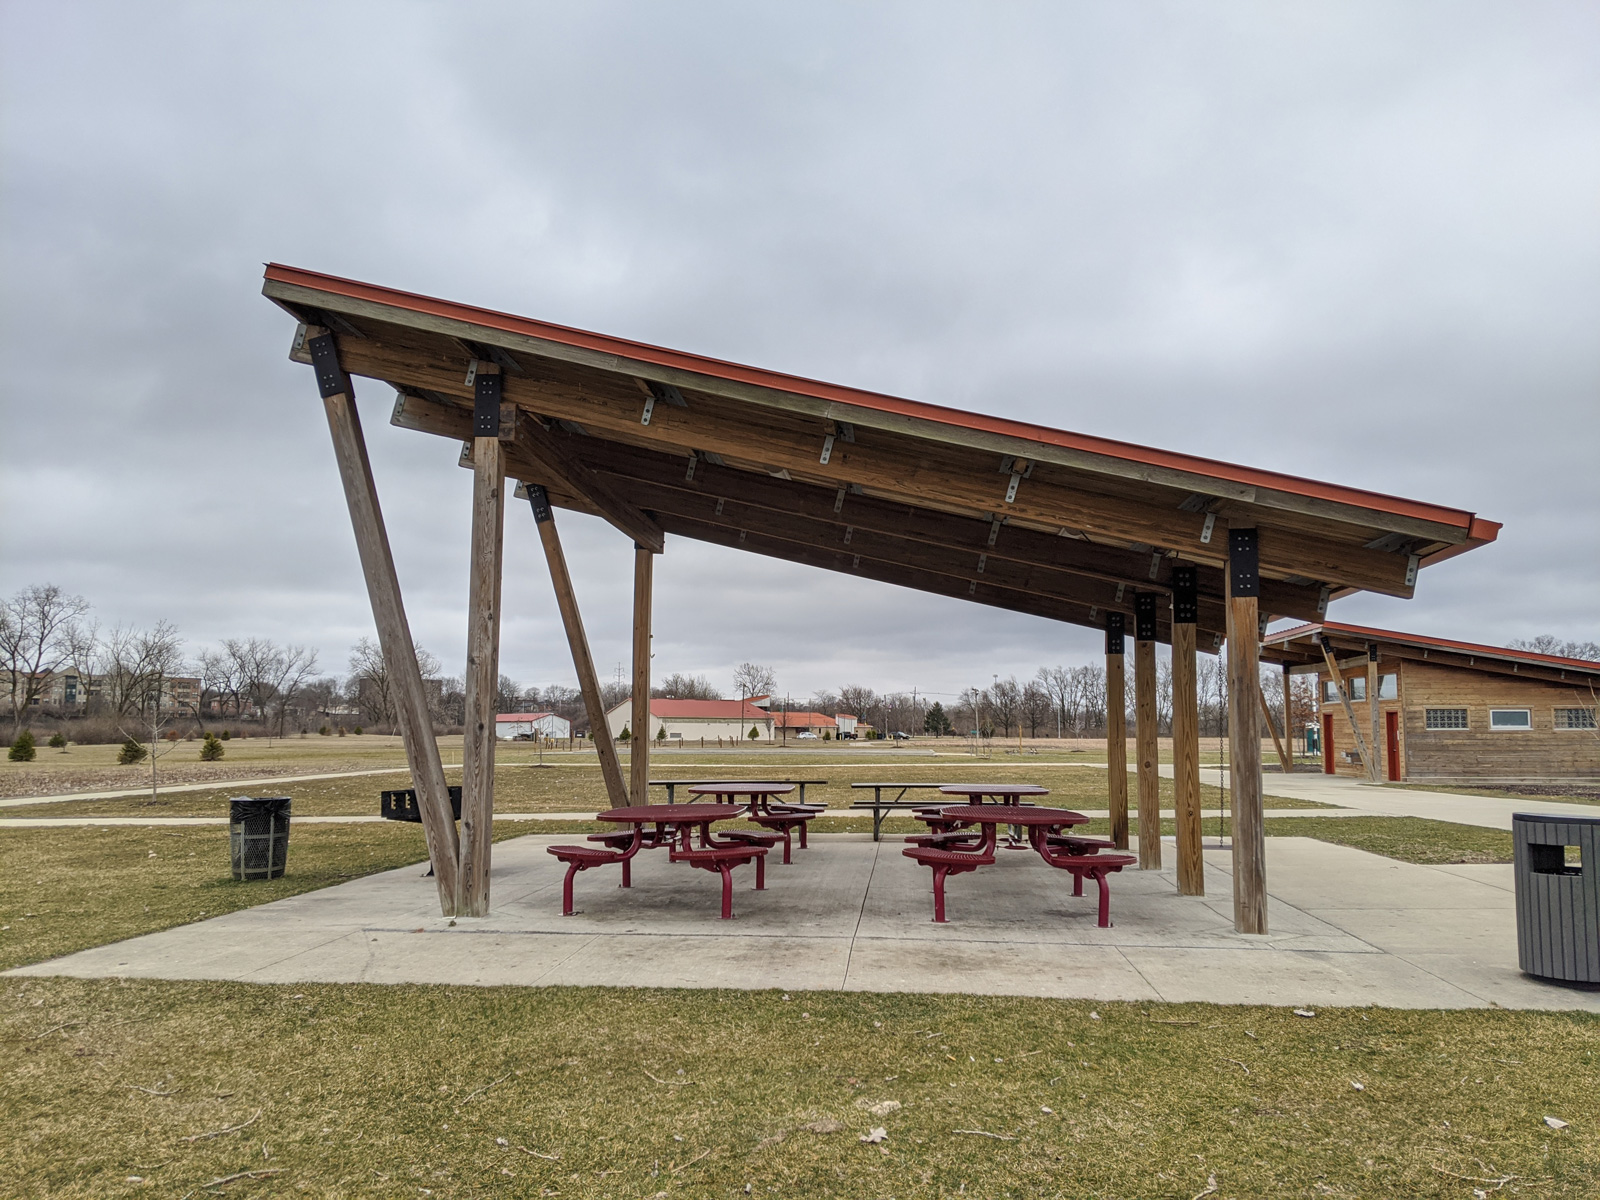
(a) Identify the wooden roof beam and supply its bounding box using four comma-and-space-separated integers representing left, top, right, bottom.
324, 334, 1414, 596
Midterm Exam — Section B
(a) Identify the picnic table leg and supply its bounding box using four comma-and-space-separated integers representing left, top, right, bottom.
561, 862, 581, 916
1091, 869, 1114, 928
622, 859, 632, 888
931, 864, 949, 923
873, 787, 884, 841
798, 783, 807, 806
797, 820, 809, 850
755, 853, 765, 891
719, 862, 735, 919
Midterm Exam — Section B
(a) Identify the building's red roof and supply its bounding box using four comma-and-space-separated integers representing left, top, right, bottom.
1265, 621, 1600, 675
772, 711, 838, 728
496, 712, 558, 722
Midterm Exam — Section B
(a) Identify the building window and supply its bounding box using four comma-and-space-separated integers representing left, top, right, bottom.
1323, 677, 1367, 703
1425, 708, 1468, 730
1376, 673, 1397, 700
1488, 708, 1532, 730
1555, 707, 1597, 730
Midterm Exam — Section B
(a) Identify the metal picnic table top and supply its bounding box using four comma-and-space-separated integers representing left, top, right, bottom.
595, 804, 744, 825
651, 777, 827, 804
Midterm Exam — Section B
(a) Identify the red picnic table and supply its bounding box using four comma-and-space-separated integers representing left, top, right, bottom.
546, 803, 769, 919
684, 782, 819, 863
903, 804, 1136, 927
936, 783, 1050, 805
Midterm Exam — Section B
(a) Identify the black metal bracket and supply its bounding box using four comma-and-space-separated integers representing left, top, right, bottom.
526, 483, 552, 524
1171, 565, 1198, 625
1228, 527, 1260, 598
307, 334, 351, 399
473, 370, 502, 438
1106, 612, 1125, 656
1134, 592, 1158, 642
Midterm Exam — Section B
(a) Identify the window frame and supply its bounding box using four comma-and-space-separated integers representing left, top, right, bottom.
1554, 707, 1597, 731
1487, 707, 1533, 731
1424, 708, 1469, 730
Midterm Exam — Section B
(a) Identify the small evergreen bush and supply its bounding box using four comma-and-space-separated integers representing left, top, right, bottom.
618, 724, 631, 742
199, 732, 225, 761
747, 725, 760, 740
219, 729, 231, 741
8, 730, 37, 762
319, 725, 330, 736
48, 732, 67, 750
117, 736, 148, 765
352, 726, 363, 736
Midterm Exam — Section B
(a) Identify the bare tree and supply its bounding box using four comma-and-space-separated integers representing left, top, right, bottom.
653, 672, 722, 700
1, 584, 92, 732
989, 677, 1021, 737
837, 685, 877, 723
1509, 634, 1600, 661
1021, 680, 1052, 737
348, 637, 439, 729
96, 622, 185, 720
732, 662, 777, 701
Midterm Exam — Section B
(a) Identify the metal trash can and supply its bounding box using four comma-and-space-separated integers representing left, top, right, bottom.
230, 796, 291, 881
379, 785, 462, 823
1513, 813, 1598, 983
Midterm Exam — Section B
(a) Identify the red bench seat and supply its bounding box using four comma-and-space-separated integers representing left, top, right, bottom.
746, 812, 815, 862
547, 844, 631, 915
901, 846, 996, 923
1037, 852, 1137, 927
669, 844, 769, 918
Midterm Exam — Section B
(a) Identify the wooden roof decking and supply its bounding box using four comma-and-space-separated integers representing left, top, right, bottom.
263, 265, 1499, 646
1263, 621, 1600, 684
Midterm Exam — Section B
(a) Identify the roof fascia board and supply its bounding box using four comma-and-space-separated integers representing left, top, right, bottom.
263, 272, 1488, 545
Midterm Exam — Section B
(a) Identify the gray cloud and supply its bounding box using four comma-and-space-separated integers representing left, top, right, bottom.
3, 0, 1596, 701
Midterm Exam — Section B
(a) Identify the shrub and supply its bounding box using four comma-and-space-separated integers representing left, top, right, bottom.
164, 729, 181, 742
822, 729, 831, 741
747, 725, 760, 740
8, 730, 37, 762
319, 725, 330, 736
219, 729, 231, 741
199, 732, 224, 761
117, 736, 148, 765
656, 726, 667, 743
352, 726, 363, 736
337, 726, 347, 737
48, 732, 67, 750
618, 724, 631, 742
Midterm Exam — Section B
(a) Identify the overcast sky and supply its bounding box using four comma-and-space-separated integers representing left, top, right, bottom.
2, 1, 1596, 703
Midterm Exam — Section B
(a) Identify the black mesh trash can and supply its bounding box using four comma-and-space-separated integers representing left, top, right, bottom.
1513, 813, 1598, 984
230, 796, 291, 881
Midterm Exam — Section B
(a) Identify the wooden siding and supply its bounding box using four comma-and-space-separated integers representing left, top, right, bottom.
1318, 659, 1600, 781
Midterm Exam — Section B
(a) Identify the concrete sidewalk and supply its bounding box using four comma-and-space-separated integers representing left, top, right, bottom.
13, 832, 1596, 1011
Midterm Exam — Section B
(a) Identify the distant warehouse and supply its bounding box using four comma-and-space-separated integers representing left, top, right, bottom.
1263, 622, 1599, 784
495, 712, 571, 740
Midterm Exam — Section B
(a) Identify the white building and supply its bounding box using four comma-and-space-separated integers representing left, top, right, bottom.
495, 712, 571, 740
605, 698, 774, 743
834, 713, 859, 738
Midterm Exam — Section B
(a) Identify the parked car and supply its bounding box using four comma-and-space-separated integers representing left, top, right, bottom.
796, 732, 819, 740
892, 731, 913, 740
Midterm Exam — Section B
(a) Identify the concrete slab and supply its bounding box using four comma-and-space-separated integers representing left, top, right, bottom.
11, 832, 1600, 1011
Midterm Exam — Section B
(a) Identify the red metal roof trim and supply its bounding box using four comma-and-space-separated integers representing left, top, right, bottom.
1265, 621, 1600, 673
264, 264, 1495, 536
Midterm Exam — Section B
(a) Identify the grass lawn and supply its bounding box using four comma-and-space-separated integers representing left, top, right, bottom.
1089, 815, 1519, 866
4, 979, 1596, 1199
3, 762, 1331, 818
1383, 782, 1600, 808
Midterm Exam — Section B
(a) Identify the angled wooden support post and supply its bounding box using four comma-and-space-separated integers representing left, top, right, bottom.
459, 363, 507, 917
1257, 686, 1293, 775
305, 329, 460, 914
1105, 613, 1129, 851
1319, 637, 1378, 781
1227, 528, 1267, 934
1368, 645, 1382, 782
1133, 593, 1161, 870
1170, 567, 1203, 896
522, 483, 631, 809
1282, 663, 1295, 766
630, 544, 654, 803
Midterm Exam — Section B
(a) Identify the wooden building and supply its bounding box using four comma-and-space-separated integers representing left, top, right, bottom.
261, 264, 1499, 931
1262, 622, 1600, 783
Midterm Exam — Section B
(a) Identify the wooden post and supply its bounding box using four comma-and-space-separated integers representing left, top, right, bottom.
459, 432, 505, 917
1105, 613, 1129, 850
1227, 528, 1267, 935
1282, 664, 1295, 764
630, 544, 653, 803
1133, 593, 1160, 870
1170, 568, 1203, 896
1368, 646, 1382, 782
524, 484, 630, 809
308, 331, 460, 914
1318, 638, 1377, 781
1257, 687, 1292, 774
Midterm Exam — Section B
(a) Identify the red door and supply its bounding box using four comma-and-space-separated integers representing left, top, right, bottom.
1322, 713, 1334, 774
1385, 710, 1400, 781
